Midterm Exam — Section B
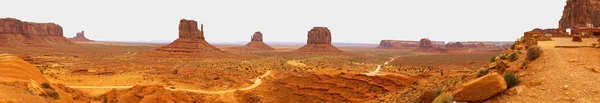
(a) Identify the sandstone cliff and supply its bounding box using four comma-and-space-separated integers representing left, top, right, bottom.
297, 27, 342, 52
559, 0, 600, 28
243, 31, 275, 50
377, 40, 419, 49
0, 18, 73, 46
156, 19, 223, 53
69, 31, 94, 42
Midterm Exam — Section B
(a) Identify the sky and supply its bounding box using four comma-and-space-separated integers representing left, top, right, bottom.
0, 0, 566, 44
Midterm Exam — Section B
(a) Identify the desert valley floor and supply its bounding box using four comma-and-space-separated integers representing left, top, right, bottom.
0, 42, 499, 103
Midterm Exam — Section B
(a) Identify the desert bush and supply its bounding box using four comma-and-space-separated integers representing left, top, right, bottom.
47, 89, 59, 99
509, 53, 518, 62
521, 60, 530, 69
475, 68, 489, 77
500, 54, 508, 60
41, 82, 51, 89
433, 93, 453, 103
490, 56, 497, 63
503, 72, 519, 88
432, 87, 442, 97
510, 44, 516, 50
526, 46, 542, 60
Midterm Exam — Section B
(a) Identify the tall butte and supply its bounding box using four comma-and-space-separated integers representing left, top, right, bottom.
69, 31, 94, 42
0, 18, 73, 47
296, 27, 342, 52
244, 31, 275, 50
559, 0, 600, 28
156, 19, 223, 53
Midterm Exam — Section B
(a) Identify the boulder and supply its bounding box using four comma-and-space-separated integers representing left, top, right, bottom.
0, 18, 73, 46
69, 31, 94, 42
452, 73, 507, 102
296, 27, 342, 52
156, 19, 224, 53
572, 35, 583, 42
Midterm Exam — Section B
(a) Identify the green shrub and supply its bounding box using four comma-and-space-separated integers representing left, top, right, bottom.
433, 93, 453, 103
509, 53, 518, 62
432, 88, 442, 97
521, 60, 530, 69
503, 72, 519, 88
490, 56, 497, 63
510, 44, 516, 50
475, 68, 489, 77
41, 82, 52, 89
526, 46, 542, 60
500, 54, 508, 60
47, 89, 59, 99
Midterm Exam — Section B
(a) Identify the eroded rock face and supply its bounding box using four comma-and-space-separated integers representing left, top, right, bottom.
0, 54, 49, 84
156, 19, 223, 53
0, 18, 73, 46
419, 38, 433, 48
244, 31, 274, 50
559, 0, 600, 28
69, 31, 94, 42
452, 73, 507, 102
445, 42, 464, 48
377, 40, 419, 49
297, 27, 342, 52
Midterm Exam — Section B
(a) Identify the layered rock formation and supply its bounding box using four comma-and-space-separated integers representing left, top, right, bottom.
297, 27, 342, 52
377, 40, 419, 49
156, 19, 223, 53
0, 54, 49, 84
419, 38, 434, 48
559, 0, 600, 28
68, 31, 94, 42
243, 31, 275, 50
445, 42, 464, 48
0, 18, 73, 46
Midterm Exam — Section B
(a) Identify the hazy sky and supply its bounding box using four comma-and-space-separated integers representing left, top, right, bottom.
1, 0, 565, 44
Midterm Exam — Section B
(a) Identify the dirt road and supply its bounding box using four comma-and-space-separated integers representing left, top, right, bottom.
67, 70, 271, 94
495, 41, 600, 102
365, 57, 397, 76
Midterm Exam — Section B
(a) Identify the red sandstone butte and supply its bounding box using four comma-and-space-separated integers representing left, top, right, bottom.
244, 31, 275, 50
296, 27, 342, 52
156, 19, 224, 53
0, 18, 73, 47
559, 0, 600, 28
69, 31, 94, 42
377, 40, 419, 49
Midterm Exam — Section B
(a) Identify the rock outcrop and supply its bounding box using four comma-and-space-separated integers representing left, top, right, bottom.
68, 31, 94, 42
377, 40, 419, 49
452, 73, 507, 102
297, 27, 342, 52
419, 38, 434, 48
243, 31, 275, 50
156, 19, 224, 53
0, 54, 49, 84
0, 18, 73, 46
445, 42, 464, 48
559, 0, 600, 28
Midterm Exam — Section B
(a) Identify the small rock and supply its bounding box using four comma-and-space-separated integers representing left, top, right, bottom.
27, 80, 46, 96
568, 59, 578, 62
506, 86, 525, 96
563, 85, 569, 90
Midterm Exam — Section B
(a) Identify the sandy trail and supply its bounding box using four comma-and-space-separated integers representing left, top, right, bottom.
67, 70, 271, 94
496, 41, 600, 102
365, 57, 397, 76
